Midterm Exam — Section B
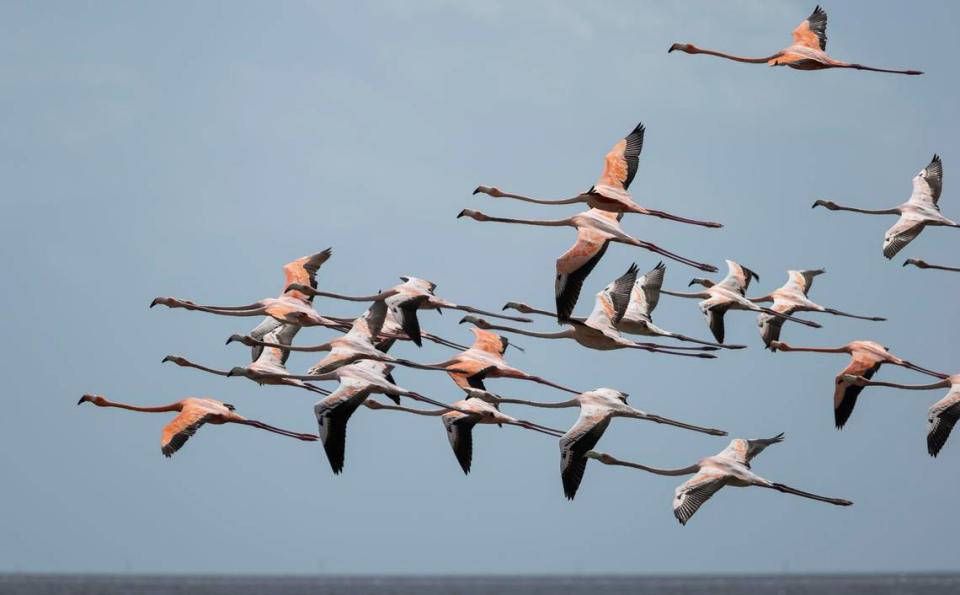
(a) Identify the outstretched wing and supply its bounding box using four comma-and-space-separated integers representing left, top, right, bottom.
673, 470, 727, 525
386, 295, 427, 347
791, 5, 827, 50
883, 218, 925, 259
833, 357, 882, 429
443, 414, 477, 474
757, 303, 794, 348
596, 123, 645, 191
252, 328, 290, 369
717, 433, 784, 467
468, 327, 509, 357
704, 305, 728, 344
784, 269, 824, 296
555, 228, 610, 322
717, 260, 758, 294
910, 154, 943, 207
630, 261, 666, 321
597, 264, 639, 324
927, 390, 960, 457
161, 406, 217, 457
315, 380, 371, 474
560, 413, 611, 500
345, 301, 389, 343
283, 248, 333, 301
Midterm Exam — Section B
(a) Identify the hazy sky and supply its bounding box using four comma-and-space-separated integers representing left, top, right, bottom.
2, 0, 959, 575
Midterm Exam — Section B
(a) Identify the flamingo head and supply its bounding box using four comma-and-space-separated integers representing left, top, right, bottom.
226, 366, 248, 378
77, 394, 106, 406
502, 301, 534, 313
668, 43, 696, 54
456, 209, 488, 221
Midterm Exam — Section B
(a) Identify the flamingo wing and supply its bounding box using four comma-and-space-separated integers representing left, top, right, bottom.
605, 263, 640, 324
833, 357, 882, 429
443, 413, 478, 474
910, 154, 943, 207
345, 301, 389, 343
386, 295, 428, 347
703, 304, 729, 344
247, 317, 299, 364
758, 303, 795, 348
555, 228, 610, 322
560, 414, 611, 500
468, 327, 509, 356
252, 328, 291, 369
791, 5, 827, 51
718, 433, 785, 467
927, 390, 960, 457
596, 123, 645, 192
631, 261, 666, 320
160, 402, 223, 457
673, 470, 727, 525
315, 379, 371, 474
883, 218, 925, 259
717, 260, 759, 294
283, 248, 333, 301
785, 269, 824, 296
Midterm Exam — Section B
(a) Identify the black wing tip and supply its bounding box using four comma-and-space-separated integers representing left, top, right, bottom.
630, 122, 645, 136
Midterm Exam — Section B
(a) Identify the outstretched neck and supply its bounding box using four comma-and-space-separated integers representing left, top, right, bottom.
90, 399, 182, 413
495, 397, 580, 409
689, 46, 781, 64
591, 453, 700, 476
859, 379, 951, 391
477, 322, 571, 339
368, 403, 447, 416
661, 289, 709, 299
774, 344, 848, 354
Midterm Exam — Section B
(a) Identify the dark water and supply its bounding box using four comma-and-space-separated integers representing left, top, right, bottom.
2, 574, 960, 595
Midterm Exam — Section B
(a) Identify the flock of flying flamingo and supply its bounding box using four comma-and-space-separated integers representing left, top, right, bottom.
80, 7, 956, 525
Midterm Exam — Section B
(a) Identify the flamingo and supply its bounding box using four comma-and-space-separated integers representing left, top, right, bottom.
669, 5, 923, 75
504, 262, 744, 350
77, 395, 318, 457
266, 360, 472, 473
226, 302, 458, 376
461, 266, 718, 358
813, 155, 956, 259
374, 304, 470, 353
150, 249, 341, 329
660, 260, 822, 344
242, 249, 334, 364
770, 340, 948, 429
161, 328, 331, 396
904, 259, 960, 273
457, 207, 717, 322
285, 276, 531, 347
842, 374, 960, 457
473, 123, 722, 228
586, 433, 853, 525
749, 269, 886, 348
362, 392, 565, 474
150, 292, 339, 328
439, 325, 581, 395
488, 388, 727, 499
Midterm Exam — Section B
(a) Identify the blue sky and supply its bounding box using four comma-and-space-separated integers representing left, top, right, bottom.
2, 0, 958, 574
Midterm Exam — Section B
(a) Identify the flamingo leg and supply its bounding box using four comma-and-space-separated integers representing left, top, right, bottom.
621, 237, 717, 273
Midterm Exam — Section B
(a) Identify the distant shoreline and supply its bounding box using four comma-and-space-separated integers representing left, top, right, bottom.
3, 572, 960, 595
